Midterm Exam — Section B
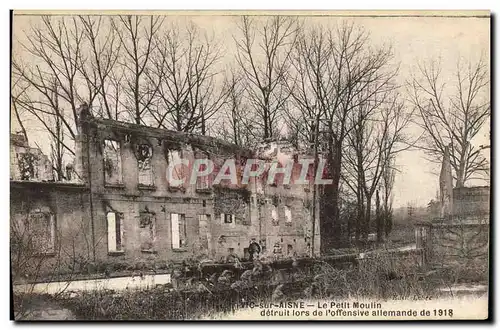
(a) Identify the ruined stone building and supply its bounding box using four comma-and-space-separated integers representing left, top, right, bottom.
10, 111, 320, 278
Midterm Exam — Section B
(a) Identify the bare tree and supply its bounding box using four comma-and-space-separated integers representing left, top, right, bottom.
12, 61, 76, 161
381, 155, 396, 239
14, 76, 69, 181
343, 93, 411, 243
234, 16, 299, 140
408, 56, 490, 187
46, 80, 66, 181
282, 25, 325, 149
11, 76, 30, 144
214, 68, 258, 147
78, 15, 122, 119
111, 15, 164, 125
289, 21, 398, 251
12, 15, 130, 172
12, 16, 88, 144
147, 22, 227, 134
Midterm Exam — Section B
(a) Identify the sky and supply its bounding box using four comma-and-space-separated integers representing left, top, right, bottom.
11, 11, 491, 208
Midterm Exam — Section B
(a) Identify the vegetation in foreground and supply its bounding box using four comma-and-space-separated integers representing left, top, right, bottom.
14, 250, 487, 320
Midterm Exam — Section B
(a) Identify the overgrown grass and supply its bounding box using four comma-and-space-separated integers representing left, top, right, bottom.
15, 250, 485, 320
59, 285, 279, 320
58, 253, 435, 319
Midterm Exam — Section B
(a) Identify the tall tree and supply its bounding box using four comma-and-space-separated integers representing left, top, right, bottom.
381, 155, 396, 239
234, 16, 299, 140
216, 68, 257, 147
11, 76, 30, 144
408, 56, 490, 187
12, 15, 88, 144
111, 15, 164, 124
289, 21, 398, 251
147, 22, 227, 133
78, 15, 122, 119
343, 93, 411, 242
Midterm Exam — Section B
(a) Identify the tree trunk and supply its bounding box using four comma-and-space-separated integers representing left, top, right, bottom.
456, 143, 467, 187
320, 142, 342, 254
263, 104, 270, 139
355, 185, 364, 245
364, 195, 372, 241
376, 190, 383, 243
384, 208, 393, 239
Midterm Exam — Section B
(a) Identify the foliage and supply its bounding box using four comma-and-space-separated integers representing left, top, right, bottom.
33, 251, 444, 320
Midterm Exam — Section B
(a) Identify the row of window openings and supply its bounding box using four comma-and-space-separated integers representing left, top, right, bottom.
24, 206, 295, 256
23, 207, 294, 256
107, 207, 295, 253
107, 212, 187, 253
222, 206, 292, 226
102, 140, 299, 190
102, 140, 312, 191
107, 212, 239, 253
103, 139, 209, 189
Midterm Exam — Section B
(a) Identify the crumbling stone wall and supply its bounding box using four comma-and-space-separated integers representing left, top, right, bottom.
452, 186, 490, 217
10, 182, 92, 279
11, 117, 321, 280
10, 134, 54, 182
77, 119, 320, 265
430, 221, 489, 267
416, 219, 489, 272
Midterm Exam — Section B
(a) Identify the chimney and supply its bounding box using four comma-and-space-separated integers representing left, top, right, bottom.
74, 103, 92, 184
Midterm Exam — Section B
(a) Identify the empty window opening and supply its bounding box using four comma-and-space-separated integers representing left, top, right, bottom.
107, 212, 124, 253
284, 206, 292, 226
171, 213, 187, 249
196, 161, 212, 190
271, 206, 279, 226
167, 150, 184, 188
65, 164, 74, 181
103, 140, 122, 185
137, 144, 154, 186
222, 213, 235, 224
260, 239, 267, 253
198, 214, 210, 250
273, 242, 282, 254
139, 212, 155, 252
28, 210, 55, 254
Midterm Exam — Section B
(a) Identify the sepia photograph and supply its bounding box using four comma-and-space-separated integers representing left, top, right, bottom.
9, 9, 491, 321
